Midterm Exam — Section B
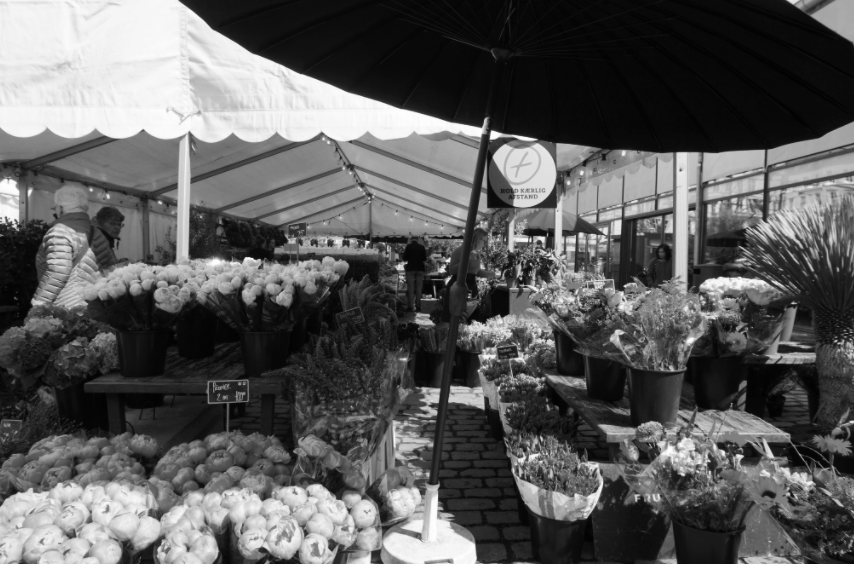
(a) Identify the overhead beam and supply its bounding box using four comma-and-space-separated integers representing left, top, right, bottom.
373, 195, 465, 228
214, 168, 340, 212
150, 136, 320, 197
354, 166, 487, 217
369, 186, 466, 225
348, 140, 484, 192
256, 185, 356, 221
278, 196, 366, 227
21, 136, 118, 169
451, 134, 480, 149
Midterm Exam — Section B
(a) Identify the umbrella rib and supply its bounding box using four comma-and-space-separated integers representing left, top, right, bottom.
400, 38, 461, 109
383, 0, 483, 46
458, 0, 493, 45
658, 2, 854, 118
511, 0, 578, 48
451, 50, 486, 123
516, 15, 676, 51
527, 0, 559, 143
575, 59, 612, 149
299, 15, 404, 74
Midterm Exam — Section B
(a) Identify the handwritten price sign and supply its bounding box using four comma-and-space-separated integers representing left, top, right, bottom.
584, 279, 615, 291
497, 344, 520, 360
0, 419, 23, 441
207, 380, 249, 404
335, 307, 365, 326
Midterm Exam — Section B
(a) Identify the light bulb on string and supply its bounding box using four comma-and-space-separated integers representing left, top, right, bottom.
88, 187, 93, 193
394, 210, 398, 215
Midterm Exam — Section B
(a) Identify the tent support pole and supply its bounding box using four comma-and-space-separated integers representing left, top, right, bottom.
16, 169, 28, 223
142, 199, 151, 261
368, 199, 373, 248
507, 210, 515, 252
422, 49, 507, 544
177, 134, 192, 260
555, 183, 564, 253
673, 152, 689, 284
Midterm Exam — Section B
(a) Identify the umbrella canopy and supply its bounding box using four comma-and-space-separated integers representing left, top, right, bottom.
182, 0, 854, 152
518, 208, 604, 237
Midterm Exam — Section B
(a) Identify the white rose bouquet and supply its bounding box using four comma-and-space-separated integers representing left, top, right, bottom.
196, 257, 349, 332
84, 261, 203, 331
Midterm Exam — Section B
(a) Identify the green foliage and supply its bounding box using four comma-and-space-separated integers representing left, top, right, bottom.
0, 218, 49, 319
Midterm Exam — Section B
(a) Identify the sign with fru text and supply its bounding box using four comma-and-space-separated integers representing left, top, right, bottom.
288, 223, 307, 238
0, 419, 23, 440
584, 279, 616, 291
207, 380, 249, 404
336, 307, 365, 325
487, 139, 557, 209
497, 344, 520, 360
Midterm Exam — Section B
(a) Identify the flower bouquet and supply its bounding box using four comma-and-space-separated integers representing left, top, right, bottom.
748, 414, 854, 563
276, 322, 410, 466
503, 395, 576, 439
511, 437, 602, 562
614, 415, 757, 564
478, 356, 528, 413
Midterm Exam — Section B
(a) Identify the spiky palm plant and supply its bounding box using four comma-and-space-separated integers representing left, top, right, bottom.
742, 195, 854, 431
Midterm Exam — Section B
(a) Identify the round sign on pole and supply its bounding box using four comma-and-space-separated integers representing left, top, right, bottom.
487, 140, 557, 209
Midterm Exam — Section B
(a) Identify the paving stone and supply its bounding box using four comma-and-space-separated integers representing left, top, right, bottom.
486, 477, 515, 488
443, 478, 483, 489
459, 468, 497, 478
499, 497, 518, 511
446, 511, 482, 525
438, 489, 462, 499
482, 450, 510, 459
451, 451, 481, 460
510, 542, 533, 561
476, 543, 508, 563
485, 511, 521, 524
473, 459, 510, 468
457, 430, 490, 437
456, 443, 486, 451
444, 461, 473, 468
438, 469, 457, 478
502, 526, 530, 541
463, 487, 502, 498
468, 525, 500, 542
446, 498, 496, 510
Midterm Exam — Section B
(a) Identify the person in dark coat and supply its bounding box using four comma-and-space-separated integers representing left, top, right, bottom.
402, 236, 427, 312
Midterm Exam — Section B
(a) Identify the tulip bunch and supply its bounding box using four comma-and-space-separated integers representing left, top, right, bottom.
150, 432, 291, 501
197, 257, 349, 332
0, 434, 158, 494
228, 482, 382, 564
84, 262, 205, 332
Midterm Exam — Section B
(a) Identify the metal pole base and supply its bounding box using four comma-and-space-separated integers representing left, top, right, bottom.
381, 518, 477, 564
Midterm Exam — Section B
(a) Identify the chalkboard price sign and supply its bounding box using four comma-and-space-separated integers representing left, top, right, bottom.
335, 307, 365, 325
0, 419, 23, 440
497, 344, 520, 360
288, 223, 307, 238
207, 380, 249, 404
584, 279, 616, 291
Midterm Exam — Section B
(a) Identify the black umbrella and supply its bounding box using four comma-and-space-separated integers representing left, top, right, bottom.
182, 0, 854, 546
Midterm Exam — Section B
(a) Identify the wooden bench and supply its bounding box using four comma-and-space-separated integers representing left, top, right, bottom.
85, 343, 284, 436
742, 342, 817, 418
545, 373, 790, 459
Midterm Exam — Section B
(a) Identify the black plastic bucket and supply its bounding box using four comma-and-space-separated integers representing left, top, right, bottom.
54, 383, 110, 432
627, 367, 685, 426
240, 331, 290, 378
176, 315, 217, 359
456, 351, 482, 387
527, 509, 587, 564
554, 331, 584, 376
215, 319, 240, 343
672, 521, 744, 564
423, 351, 446, 388
117, 331, 170, 377
289, 318, 308, 354
692, 357, 744, 410
584, 355, 626, 401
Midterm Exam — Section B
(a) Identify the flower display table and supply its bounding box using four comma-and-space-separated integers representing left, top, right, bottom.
742, 341, 817, 418
85, 342, 283, 435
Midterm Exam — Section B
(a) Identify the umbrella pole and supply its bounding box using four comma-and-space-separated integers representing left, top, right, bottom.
421, 49, 508, 544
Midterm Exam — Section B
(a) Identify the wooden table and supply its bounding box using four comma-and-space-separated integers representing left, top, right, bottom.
86, 343, 285, 436
742, 342, 816, 418
545, 374, 790, 459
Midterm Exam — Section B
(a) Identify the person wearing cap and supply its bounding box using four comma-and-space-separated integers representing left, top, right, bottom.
32, 182, 101, 307
91, 206, 127, 271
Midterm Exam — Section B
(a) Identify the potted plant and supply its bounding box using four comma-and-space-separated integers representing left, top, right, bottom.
747, 419, 854, 564
616, 416, 757, 564
512, 437, 603, 564
598, 280, 706, 426
742, 195, 854, 433
691, 277, 790, 409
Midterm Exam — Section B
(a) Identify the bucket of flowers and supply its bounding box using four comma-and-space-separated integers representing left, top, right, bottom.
478, 357, 527, 439
416, 325, 449, 388
83, 261, 205, 377
512, 437, 603, 564
615, 413, 757, 564
587, 280, 706, 426
196, 257, 349, 378
692, 277, 791, 409
747, 412, 854, 564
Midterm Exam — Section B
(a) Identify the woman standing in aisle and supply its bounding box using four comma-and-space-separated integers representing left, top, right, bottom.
647, 243, 673, 287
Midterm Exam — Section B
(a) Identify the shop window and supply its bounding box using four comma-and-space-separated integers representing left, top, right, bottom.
624, 198, 655, 217
768, 180, 854, 215
703, 173, 763, 201
703, 194, 763, 264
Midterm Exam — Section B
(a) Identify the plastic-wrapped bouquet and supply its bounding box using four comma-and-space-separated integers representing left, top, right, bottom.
483, 314, 548, 351
694, 277, 789, 357
615, 414, 756, 534
504, 395, 576, 437
84, 261, 204, 331
497, 373, 546, 403
198, 257, 349, 332
512, 437, 602, 521
417, 326, 449, 353
456, 321, 492, 353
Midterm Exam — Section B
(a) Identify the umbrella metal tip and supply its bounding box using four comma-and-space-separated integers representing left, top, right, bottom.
491, 47, 511, 61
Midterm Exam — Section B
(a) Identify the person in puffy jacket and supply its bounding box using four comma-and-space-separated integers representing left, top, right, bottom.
91, 206, 126, 271
32, 183, 102, 308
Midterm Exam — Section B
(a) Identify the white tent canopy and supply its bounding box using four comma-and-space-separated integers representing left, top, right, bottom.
0, 0, 594, 255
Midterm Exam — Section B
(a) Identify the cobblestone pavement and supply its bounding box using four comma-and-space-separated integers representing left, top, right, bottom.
393, 385, 808, 564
